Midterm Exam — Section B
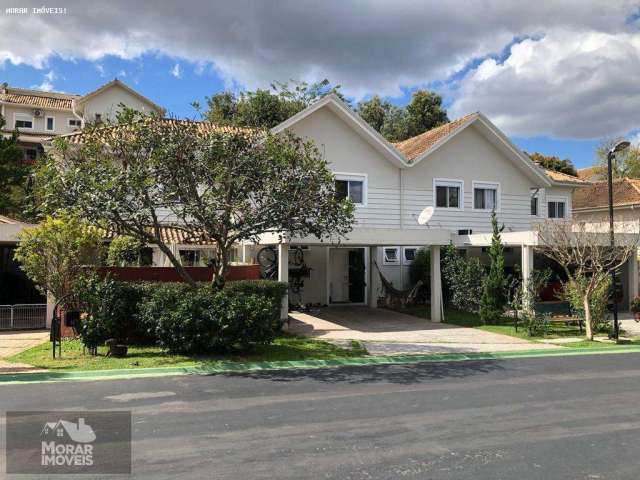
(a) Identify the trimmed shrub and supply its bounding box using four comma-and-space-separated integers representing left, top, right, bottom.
77, 278, 287, 355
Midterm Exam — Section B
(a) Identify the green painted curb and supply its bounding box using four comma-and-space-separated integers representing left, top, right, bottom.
3, 345, 640, 385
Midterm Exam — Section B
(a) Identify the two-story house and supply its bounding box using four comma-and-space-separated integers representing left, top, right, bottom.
0, 78, 164, 161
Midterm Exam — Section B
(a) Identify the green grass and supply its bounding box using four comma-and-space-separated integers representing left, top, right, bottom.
8, 336, 368, 371
393, 305, 640, 347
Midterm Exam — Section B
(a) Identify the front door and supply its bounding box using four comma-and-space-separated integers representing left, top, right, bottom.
348, 249, 366, 303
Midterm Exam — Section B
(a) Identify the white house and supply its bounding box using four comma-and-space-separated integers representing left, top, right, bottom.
242, 94, 628, 320
0, 79, 164, 161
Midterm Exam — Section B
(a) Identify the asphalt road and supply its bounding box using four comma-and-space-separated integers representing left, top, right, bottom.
2, 353, 640, 479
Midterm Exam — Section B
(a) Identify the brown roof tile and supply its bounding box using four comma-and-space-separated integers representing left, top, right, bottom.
0, 87, 79, 110
103, 225, 216, 245
393, 113, 477, 162
573, 178, 640, 210
542, 168, 588, 185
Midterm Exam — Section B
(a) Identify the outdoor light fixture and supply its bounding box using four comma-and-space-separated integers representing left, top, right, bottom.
607, 139, 631, 341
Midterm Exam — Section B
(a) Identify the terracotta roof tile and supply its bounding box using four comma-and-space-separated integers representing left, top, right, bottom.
542, 168, 588, 185
577, 166, 605, 181
392, 113, 477, 162
0, 88, 79, 110
573, 178, 640, 210
103, 226, 216, 245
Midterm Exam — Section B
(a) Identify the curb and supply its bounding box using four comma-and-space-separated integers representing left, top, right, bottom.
2, 345, 640, 385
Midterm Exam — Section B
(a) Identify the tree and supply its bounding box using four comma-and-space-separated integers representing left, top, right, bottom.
357, 95, 387, 132
480, 210, 506, 323
441, 244, 485, 312
536, 219, 637, 340
41, 112, 355, 288
527, 151, 577, 177
107, 235, 145, 266
197, 79, 344, 129
0, 113, 30, 216
405, 90, 449, 138
13, 213, 103, 303
595, 138, 640, 179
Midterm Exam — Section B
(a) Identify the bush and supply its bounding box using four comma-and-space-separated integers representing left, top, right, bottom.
442, 244, 485, 312
523, 312, 550, 337
408, 248, 430, 303
563, 275, 611, 333
77, 278, 287, 355
107, 236, 144, 266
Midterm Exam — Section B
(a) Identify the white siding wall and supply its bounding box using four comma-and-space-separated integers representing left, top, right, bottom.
82, 85, 159, 123
4, 105, 79, 135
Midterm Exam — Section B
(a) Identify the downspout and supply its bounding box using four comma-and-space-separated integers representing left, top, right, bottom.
400, 168, 404, 288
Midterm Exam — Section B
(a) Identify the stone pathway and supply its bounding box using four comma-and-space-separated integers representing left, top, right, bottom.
0, 330, 49, 374
289, 306, 558, 355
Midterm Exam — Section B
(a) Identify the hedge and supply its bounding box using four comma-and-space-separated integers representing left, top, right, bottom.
77, 277, 288, 354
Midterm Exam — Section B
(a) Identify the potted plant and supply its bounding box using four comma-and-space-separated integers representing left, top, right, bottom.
630, 296, 640, 322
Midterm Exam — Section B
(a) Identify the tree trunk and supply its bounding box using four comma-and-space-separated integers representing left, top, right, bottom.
211, 246, 229, 290
583, 294, 593, 340
155, 241, 196, 287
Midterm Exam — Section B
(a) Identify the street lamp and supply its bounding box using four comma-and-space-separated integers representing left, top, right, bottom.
607, 140, 630, 341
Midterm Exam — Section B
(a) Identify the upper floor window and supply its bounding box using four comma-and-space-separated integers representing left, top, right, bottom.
473, 182, 499, 210
335, 173, 366, 206
548, 198, 567, 219
68, 118, 82, 128
531, 196, 538, 216
14, 114, 33, 130
94, 113, 103, 124
45, 116, 55, 131
435, 179, 462, 209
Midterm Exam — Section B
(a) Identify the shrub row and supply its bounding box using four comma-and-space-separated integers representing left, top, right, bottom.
77, 276, 288, 354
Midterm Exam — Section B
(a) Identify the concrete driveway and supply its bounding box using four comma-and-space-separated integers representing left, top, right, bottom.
289, 306, 556, 355
0, 330, 48, 373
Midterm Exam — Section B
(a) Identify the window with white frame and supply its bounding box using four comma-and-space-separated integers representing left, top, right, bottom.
547, 198, 567, 219
383, 247, 400, 265
473, 182, 499, 210
530, 190, 539, 216
14, 114, 33, 129
435, 179, 462, 209
334, 173, 366, 206
45, 116, 55, 131
68, 118, 82, 128
402, 247, 419, 265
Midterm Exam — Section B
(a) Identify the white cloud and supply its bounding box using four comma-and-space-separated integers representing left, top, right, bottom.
1, 0, 639, 138
31, 70, 56, 91
117, 69, 127, 77
170, 63, 182, 79
95, 64, 106, 76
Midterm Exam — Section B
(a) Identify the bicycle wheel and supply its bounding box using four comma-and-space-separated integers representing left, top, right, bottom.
257, 246, 277, 267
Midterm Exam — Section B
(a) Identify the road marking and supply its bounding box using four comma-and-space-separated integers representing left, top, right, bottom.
105, 391, 177, 402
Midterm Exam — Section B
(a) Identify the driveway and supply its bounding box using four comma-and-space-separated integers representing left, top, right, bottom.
0, 330, 48, 373
289, 306, 556, 354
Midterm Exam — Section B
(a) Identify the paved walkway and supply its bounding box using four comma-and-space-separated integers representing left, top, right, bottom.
0, 330, 48, 373
289, 307, 557, 355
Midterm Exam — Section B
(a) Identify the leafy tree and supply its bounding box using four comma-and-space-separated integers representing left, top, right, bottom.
405, 90, 449, 138
595, 138, 640, 179
41, 112, 355, 288
526, 151, 577, 176
13, 213, 104, 303
441, 244, 485, 312
0, 113, 30, 216
197, 79, 344, 129
380, 104, 410, 142
480, 210, 506, 323
107, 235, 145, 266
357, 95, 387, 132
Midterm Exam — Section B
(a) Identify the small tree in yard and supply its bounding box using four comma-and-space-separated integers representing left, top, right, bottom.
480, 210, 506, 323
39, 112, 355, 288
442, 244, 485, 312
13, 213, 103, 303
536, 220, 638, 340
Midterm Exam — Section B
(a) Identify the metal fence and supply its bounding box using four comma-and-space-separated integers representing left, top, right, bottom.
0, 304, 47, 330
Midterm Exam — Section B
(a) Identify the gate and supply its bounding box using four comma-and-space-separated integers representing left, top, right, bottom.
0, 304, 47, 330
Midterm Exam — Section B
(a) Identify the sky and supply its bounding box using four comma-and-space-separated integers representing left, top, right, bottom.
1, 1, 640, 169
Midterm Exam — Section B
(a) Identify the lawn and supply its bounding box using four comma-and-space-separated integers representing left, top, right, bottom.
8, 336, 367, 371
394, 305, 640, 347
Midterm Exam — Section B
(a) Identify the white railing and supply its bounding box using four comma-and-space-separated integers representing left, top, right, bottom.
0, 304, 47, 330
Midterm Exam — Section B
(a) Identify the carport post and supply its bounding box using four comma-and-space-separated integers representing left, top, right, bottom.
278, 243, 289, 321
521, 245, 534, 312
368, 246, 380, 308
628, 251, 639, 310
430, 245, 442, 322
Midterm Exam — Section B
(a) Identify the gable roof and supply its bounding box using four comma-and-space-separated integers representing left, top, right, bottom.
577, 166, 604, 182
573, 178, 640, 211
0, 85, 79, 110
393, 114, 477, 161
75, 79, 165, 114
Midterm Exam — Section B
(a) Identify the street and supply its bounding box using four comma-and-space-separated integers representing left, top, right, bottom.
2, 353, 640, 479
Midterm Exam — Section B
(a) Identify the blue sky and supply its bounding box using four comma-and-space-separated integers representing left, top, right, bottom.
2, 1, 638, 170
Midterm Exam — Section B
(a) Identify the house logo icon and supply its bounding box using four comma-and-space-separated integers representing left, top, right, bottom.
41, 418, 96, 443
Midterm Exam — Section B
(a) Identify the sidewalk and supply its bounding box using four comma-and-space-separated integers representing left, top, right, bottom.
0, 330, 49, 373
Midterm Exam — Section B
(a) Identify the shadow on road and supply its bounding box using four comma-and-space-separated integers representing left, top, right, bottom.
224, 359, 506, 385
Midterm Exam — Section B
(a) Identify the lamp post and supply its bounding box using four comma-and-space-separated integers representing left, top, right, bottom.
607, 140, 631, 341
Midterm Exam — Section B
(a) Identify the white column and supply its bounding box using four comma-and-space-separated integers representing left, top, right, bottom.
277, 243, 289, 320
430, 245, 442, 322
521, 245, 534, 312
46, 292, 55, 328
628, 251, 639, 310
241, 243, 247, 264
368, 246, 380, 308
